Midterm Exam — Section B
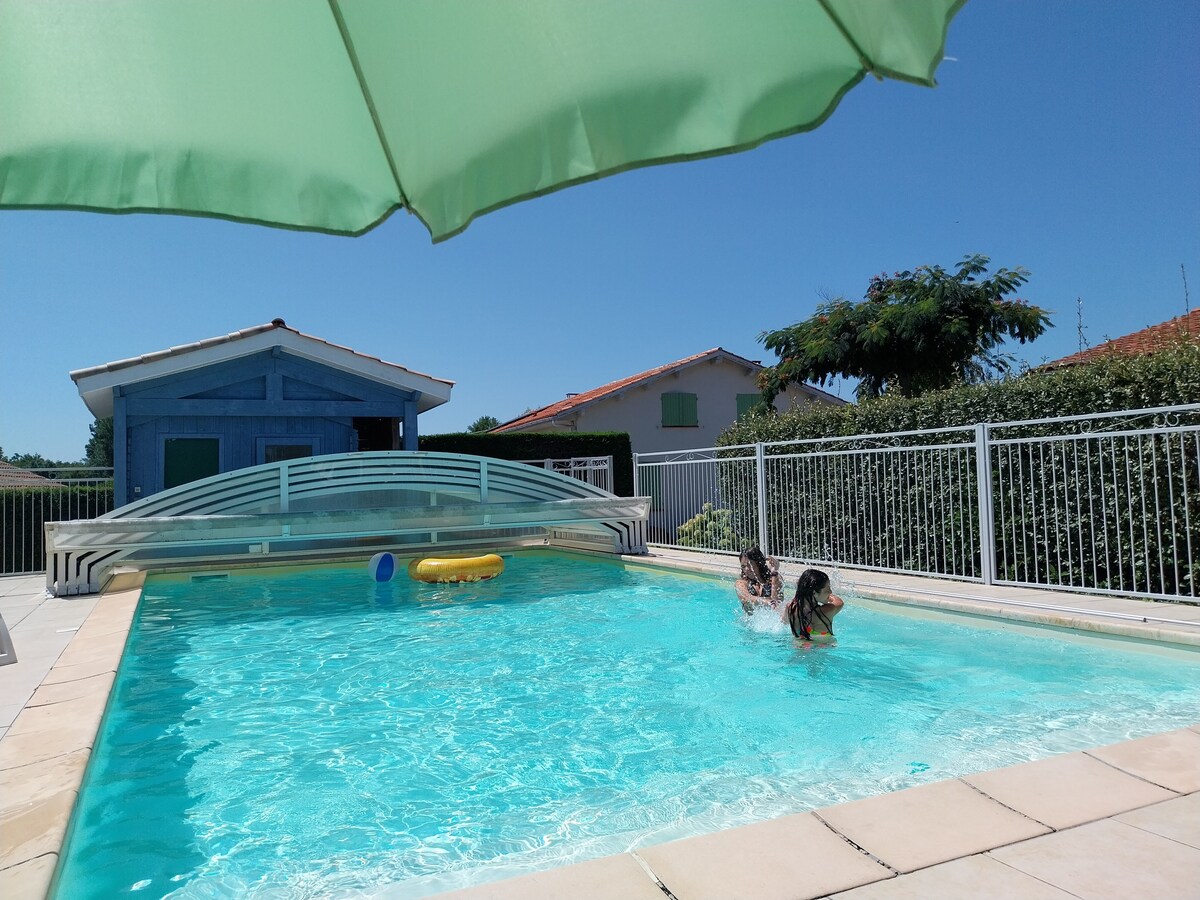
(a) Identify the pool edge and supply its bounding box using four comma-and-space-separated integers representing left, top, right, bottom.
0, 574, 144, 899
2, 557, 1198, 899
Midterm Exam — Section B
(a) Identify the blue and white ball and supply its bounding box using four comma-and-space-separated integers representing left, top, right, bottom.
368, 552, 396, 582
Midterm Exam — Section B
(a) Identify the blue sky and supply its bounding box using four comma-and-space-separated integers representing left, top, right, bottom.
2, 1, 1198, 462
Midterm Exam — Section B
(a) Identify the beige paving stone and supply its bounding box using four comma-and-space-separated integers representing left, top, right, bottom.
434, 852, 664, 900
1086, 728, 1200, 793
828, 854, 1078, 899
50, 635, 126, 671
0, 852, 58, 900
0, 748, 89, 810
1114, 793, 1200, 850
26, 671, 114, 708
963, 751, 1177, 829
989, 817, 1200, 900
72, 619, 135, 643
637, 812, 893, 900
0, 788, 75, 870
818, 779, 1050, 874
39, 655, 119, 685
0, 722, 95, 770
7, 693, 104, 739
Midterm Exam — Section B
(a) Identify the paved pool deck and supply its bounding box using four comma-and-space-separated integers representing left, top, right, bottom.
1, 556, 1198, 899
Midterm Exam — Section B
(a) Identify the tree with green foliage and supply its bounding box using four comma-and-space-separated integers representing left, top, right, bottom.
85, 417, 115, 467
758, 254, 1052, 402
467, 415, 500, 433
1, 450, 72, 469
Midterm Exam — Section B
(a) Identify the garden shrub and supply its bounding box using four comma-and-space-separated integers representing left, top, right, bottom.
708, 343, 1200, 596
675, 502, 746, 551
2, 484, 115, 575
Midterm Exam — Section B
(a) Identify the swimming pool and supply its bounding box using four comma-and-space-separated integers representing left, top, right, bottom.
53, 552, 1200, 898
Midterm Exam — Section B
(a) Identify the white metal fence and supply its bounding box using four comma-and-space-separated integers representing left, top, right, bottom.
1, 467, 114, 575
635, 405, 1200, 602
519, 455, 614, 493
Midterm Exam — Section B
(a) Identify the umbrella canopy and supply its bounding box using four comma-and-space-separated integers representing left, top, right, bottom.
0, 0, 965, 241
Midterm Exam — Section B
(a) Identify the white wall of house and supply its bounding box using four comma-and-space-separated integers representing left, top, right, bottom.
519, 357, 840, 454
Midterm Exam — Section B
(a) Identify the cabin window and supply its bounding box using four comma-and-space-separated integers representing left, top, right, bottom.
256, 436, 318, 465
163, 437, 220, 489
661, 392, 698, 427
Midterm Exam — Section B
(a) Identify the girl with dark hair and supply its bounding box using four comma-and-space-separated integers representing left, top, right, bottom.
735, 546, 784, 613
784, 568, 844, 644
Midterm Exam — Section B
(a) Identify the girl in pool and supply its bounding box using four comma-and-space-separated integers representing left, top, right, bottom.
784, 568, 844, 644
735, 546, 784, 613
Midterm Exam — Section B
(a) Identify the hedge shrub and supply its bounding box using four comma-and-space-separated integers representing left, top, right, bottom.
721, 342, 1200, 445
418, 431, 634, 496
709, 343, 1200, 597
2, 484, 115, 575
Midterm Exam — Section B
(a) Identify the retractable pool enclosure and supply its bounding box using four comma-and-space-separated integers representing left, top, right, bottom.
44, 452, 649, 595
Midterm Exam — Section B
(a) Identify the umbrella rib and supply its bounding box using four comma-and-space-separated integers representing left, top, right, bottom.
327, 0, 411, 210
814, 0, 881, 79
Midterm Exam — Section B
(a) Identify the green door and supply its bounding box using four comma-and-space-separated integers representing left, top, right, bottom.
163, 438, 220, 489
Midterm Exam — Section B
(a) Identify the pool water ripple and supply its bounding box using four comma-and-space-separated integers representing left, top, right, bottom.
53, 554, 1200, 899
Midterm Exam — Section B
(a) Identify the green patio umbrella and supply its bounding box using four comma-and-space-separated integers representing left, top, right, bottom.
0, 0, 965, 242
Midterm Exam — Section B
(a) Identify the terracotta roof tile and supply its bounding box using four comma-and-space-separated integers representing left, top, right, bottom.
0, 461, 59, 487
1042, 309, 1200, 368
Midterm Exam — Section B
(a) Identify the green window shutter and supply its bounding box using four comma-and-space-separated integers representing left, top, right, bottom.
661, 392, 698, 427
736, 393, 762, 418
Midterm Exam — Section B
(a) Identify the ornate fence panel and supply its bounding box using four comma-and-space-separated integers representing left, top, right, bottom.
519, 456, 614, 494
636, 404, 1200, 602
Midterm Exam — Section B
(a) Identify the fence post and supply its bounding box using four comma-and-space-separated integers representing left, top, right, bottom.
279, 462, 290, 513
632, 453, 641, 497
755, 443, 769, 554
974, 423, 995, 585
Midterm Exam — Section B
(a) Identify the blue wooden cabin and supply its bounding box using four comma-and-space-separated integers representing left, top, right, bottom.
71, 319, 454, 507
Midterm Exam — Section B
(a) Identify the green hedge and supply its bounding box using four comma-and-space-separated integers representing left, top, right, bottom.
711, 343, 1200, 596
721, 342, 1200, 445
2, 484, 115, 575
418, 431, 634, 496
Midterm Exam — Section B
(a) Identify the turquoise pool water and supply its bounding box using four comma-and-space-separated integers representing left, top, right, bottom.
55, 553, 1200, 898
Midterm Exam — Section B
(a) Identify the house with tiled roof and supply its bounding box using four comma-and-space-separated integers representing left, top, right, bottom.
71, 319, 454, 506
493, 348, 844, 455
0, 461, 59, 488
1040, 309, 1199, 368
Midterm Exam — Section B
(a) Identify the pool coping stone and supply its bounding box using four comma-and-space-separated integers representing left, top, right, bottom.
1, 558, 1198, 899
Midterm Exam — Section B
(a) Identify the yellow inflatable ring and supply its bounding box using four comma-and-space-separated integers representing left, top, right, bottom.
408, 553, 504, 584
